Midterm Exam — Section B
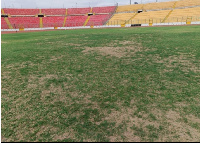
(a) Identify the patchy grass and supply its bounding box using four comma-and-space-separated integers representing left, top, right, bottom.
1, 25, 200, 142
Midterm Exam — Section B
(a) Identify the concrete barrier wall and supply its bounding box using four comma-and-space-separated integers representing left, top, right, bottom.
191, 21, 200, 24
1, 22, 199, 31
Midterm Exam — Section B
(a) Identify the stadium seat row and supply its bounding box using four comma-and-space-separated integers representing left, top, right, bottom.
2, 6, 116, 16
3, 0, 199, 16
116, 0, 200, 13
1, 14, 113, 29
108, 7, 200, 25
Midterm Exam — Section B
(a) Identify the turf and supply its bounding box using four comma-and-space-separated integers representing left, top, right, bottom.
1, 25, 200, 142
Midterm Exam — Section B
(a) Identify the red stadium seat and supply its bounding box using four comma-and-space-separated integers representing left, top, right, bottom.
43, 17, 65, 27
41, 9, 66, 15
92, 6, 116, 14
65, 16, 88, 27
4, 8, 39, 15
87, 14, 111, 26
1, 18, 9, 29
8, 17, 40, 28
2, 7, 113, 28
67, 8, 91, 15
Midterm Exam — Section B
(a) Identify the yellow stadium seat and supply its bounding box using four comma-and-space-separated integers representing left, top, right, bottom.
166, 7, 200, 22
143, 1, 175, 11
130, 10, 171, 24
107, 13, 136, 25
116, 4, 143, 13
175, 0, 200, 8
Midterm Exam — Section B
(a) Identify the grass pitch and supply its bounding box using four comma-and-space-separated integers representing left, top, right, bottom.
1, 26, 200, 142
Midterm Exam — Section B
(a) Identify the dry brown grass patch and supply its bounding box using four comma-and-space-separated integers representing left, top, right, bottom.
50, 55, 63, 62
53, 128, 76, 141
165, 110, 200, 142
1, 41, 7, 44
36, 125, 58, 137
155, 54, 200, 73
119, 40, 135, 45
1, 136, 12, 142
104, 106, 162, 141
39, 74, 58, 84
186, 115, 200, 124
1, 71, 12, 80
82, 46, 146, 58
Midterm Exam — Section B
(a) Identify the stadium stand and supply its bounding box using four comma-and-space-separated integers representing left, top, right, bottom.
131, 10, 171, 24
107, 13, 136, 25
1, 18, 9, 29
8, 17, 40, 28
143, 1, 176, 10
65, 16, 88, 27
42, 16, 65, 27
3, 8, 39, 15
116, 4, 144, 13
92, 6, 116, 14
67, 8, 91, 15
87, 14, 111, 26
175, 0, 200, 8
41, 9, 66, 15
1, 0, 200, 29
166, 7, 200, 22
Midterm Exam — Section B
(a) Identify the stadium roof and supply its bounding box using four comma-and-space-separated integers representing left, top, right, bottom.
1, 0, 177, 8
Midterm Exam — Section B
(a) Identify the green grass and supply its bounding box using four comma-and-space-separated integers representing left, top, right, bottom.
1, 25, 200, 142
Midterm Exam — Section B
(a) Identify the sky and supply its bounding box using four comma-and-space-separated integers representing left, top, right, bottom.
1, 0, 175, 8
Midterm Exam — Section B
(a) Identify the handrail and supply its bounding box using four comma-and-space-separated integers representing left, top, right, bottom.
103, 4, 118, 25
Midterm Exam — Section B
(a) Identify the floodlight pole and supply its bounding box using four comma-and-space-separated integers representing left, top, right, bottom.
130, 0, 131, 5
